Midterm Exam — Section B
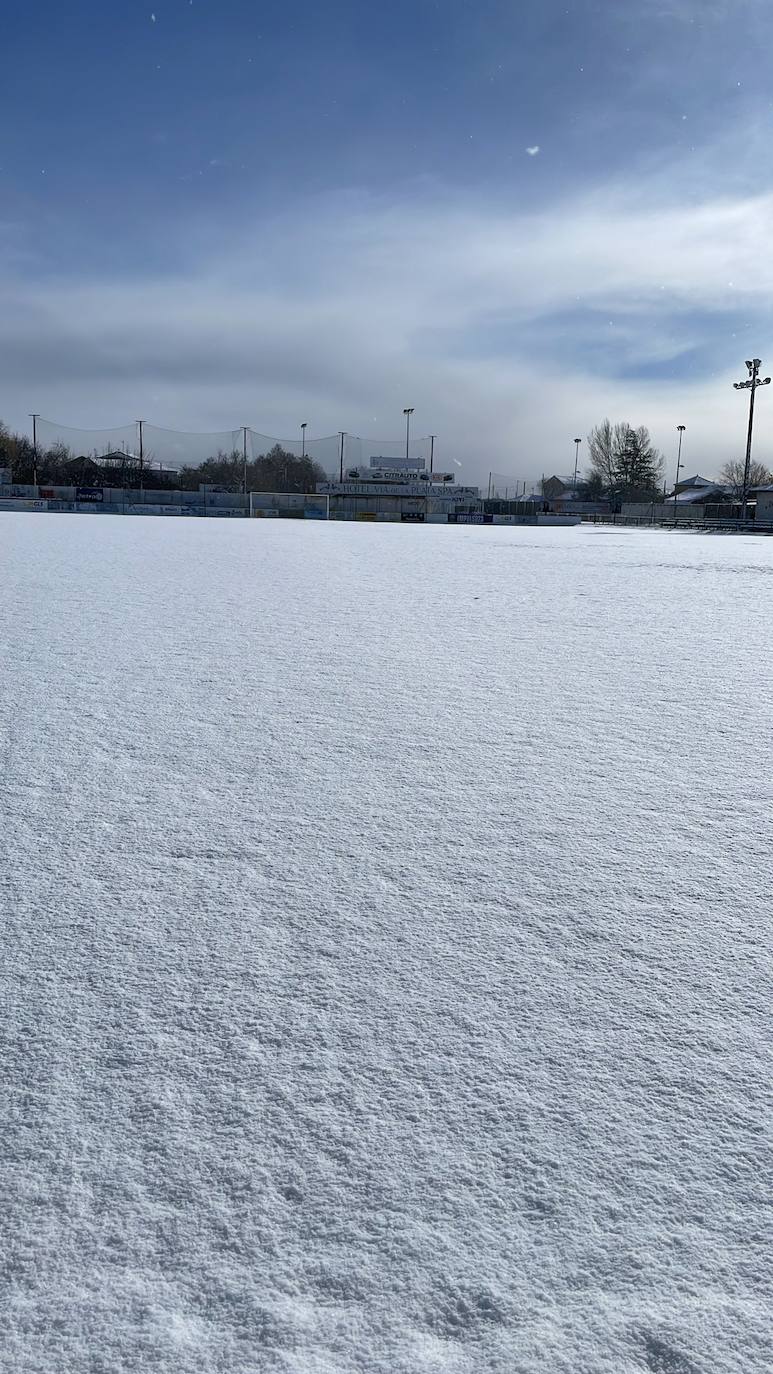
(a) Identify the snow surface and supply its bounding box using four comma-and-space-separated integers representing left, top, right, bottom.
1, 515, 771, 1374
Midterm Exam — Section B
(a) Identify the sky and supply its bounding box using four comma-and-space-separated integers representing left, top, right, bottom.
3, 0, 773, 482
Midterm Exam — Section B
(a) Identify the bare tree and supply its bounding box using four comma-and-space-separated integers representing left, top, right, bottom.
587, 420, 629, 490
719, 458, 773, 494
587, 420, 663, 500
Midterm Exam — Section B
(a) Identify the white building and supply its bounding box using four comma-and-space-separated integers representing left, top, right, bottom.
318, 467, 480, 521
367, 456, 425, 472
750, 485, 773, 521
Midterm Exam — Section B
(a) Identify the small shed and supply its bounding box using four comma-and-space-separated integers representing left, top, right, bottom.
749, 485, 773, 521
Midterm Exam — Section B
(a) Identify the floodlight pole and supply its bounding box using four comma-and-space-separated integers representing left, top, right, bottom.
301, 422, 307, 459
403, 407, 414, 465
429, 434, 436, 476
242, 426, 248, 496
733, 358, 771, 521
573, 438, 581, 487
673, 425, 685, 516
29, 413, 39, 487
136, 419, 144, 490
339, 432, 346, 483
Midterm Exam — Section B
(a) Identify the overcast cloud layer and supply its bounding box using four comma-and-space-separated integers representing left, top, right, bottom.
2, 0, 773, 483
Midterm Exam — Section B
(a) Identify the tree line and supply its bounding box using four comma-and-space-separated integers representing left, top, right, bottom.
0, 422, 326, 493
581, 421, 664, 502
177, 447, 327, 494
580, 419, 772, 502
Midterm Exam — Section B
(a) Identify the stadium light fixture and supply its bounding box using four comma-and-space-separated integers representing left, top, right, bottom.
403, 408, 414, 464
29, 413, 40, 488
733, 357, 770, 521
673, 425, 686, 516
135, 419, 144, 490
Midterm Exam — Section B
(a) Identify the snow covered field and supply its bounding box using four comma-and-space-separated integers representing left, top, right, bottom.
1, 514, 770, 1374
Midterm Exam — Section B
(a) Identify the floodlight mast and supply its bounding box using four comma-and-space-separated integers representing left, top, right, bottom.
403, 408, 415, 464
733, 357, 771, 521
573, 438, 582, 486
673, 425, 686, 515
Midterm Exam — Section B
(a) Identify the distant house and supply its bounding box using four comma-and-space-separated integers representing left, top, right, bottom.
664, 474, 727, 505
60, 455, 104, 484
541, 474, 582, 502
537, 474, 610, 515
99, 452, 180, 480
59, 452, 179, 486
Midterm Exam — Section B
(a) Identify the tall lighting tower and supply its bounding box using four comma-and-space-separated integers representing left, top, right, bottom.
673, 425, 686, 515
733, 358, 771, 521
403, 408, 414, 465
573, 438, 582, 487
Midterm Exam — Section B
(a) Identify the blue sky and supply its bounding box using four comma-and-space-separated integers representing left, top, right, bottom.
3, 0, 773, 478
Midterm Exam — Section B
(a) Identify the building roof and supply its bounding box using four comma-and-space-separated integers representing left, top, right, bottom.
676, 474, 716, 489
667, 485, 726, 504
542, 474, 581, 490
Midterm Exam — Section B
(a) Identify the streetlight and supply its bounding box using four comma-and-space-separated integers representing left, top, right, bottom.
135, 419, 145, 491
403, 407, 414, 466
429, 434, 436, 476
733, 358, 771, 521
338, 431, 346, 483
29, 413, 40, 488
301, 422, 307, 459
573, 438, 582, 487
673, 425, 686, 517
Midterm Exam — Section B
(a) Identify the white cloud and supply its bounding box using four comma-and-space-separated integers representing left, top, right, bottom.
1, 182, 770, 481
525, 146, 540, 157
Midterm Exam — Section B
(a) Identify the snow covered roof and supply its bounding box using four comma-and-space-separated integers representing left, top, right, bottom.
667, 486, 725, 504
676, 474, 716, 489
542, 474, 581, 490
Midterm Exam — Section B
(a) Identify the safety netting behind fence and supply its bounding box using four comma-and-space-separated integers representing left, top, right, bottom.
486, 471, 533, 499
33, 420, 450, 481
343, 436, 432, 470
247, 431, 342, 476
35, 419, 139, 461
142, 425, 243, 470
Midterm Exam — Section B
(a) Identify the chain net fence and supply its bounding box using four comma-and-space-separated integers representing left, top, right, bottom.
32, 420, 441, 480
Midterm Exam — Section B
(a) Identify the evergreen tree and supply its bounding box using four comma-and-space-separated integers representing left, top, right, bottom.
613, 426, 663, 501
586, 419, 663, 503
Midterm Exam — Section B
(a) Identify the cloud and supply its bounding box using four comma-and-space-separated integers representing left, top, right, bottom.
525, 146, 540, 157
0, 180, 770, 480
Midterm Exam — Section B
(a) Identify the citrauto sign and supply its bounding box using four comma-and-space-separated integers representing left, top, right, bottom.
76, 488, 104, 502
318, 482, 479, 499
